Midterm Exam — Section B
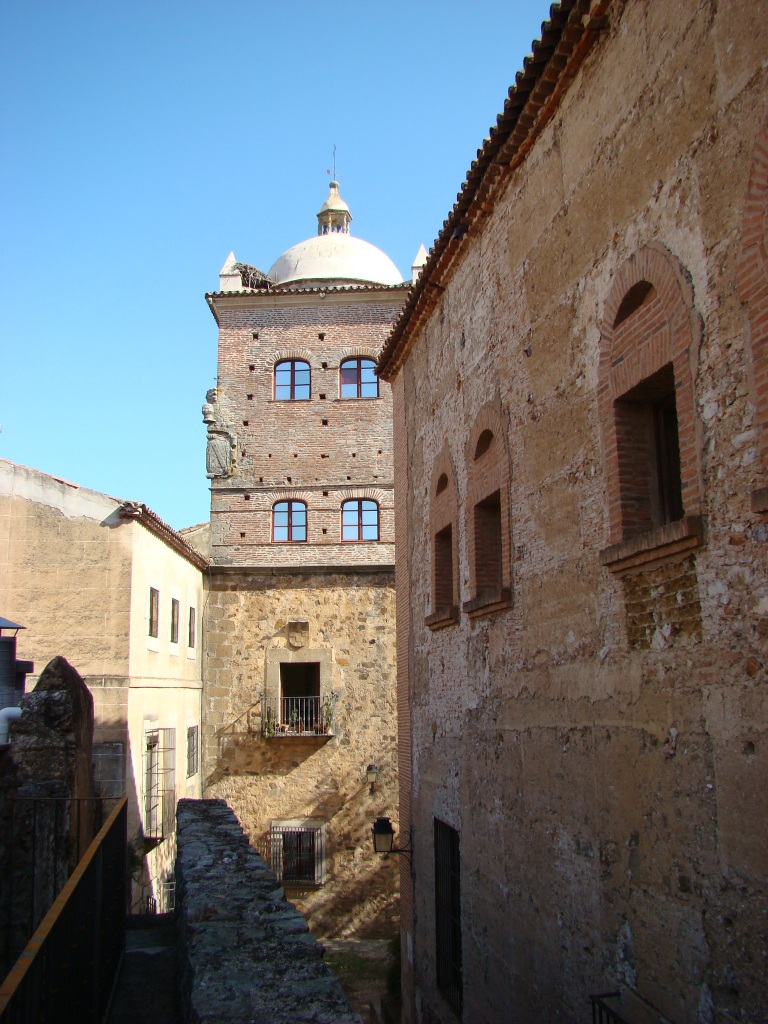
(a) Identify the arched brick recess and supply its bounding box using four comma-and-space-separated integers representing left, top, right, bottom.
736, 114, 768, 476
464, 402, 513, 608
598, 243, 703, 545
429, 445, 459, 616
338, 347, 380, 364
262, 349, 314, 372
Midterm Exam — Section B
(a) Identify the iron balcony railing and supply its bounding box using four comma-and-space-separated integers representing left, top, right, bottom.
0, 798, 127, 1024
260, 694, 335, 737
590, 992, 629, 1024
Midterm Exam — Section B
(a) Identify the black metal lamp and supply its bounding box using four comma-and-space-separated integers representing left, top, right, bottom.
366, 764, 379, 792
371, 816, 411, 856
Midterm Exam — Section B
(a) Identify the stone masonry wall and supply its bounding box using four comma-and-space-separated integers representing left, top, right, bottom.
175, 798, 361, 1024
393, 3, 768, 1023
203, 569, 399, 938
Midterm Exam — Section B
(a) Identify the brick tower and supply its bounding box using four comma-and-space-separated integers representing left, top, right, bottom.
201, 181, 415, 935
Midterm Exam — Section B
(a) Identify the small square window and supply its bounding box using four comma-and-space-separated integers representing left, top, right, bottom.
270, 821, 326, 885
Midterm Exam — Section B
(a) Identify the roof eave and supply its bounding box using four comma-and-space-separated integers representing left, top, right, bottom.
377, 0, 613, 381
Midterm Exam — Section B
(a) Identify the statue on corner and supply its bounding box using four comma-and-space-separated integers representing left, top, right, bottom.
202, 388, 237, 479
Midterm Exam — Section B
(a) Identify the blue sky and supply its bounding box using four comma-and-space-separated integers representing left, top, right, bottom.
1, 0, 549, 529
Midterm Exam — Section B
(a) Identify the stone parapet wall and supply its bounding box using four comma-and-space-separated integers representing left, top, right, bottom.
175, 798, 361, 1024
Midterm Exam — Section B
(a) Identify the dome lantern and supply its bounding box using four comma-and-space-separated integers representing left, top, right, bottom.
317, 181, 352, 235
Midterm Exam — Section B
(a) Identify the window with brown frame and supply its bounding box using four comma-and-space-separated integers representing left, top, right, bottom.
170, 598, 179, 644
274, 360, 311, 400
148, 587, 159, 638
188, 607, 196, 649
272, 501, 307, 542
341, 499, 378, 541
340, 358, 378, 399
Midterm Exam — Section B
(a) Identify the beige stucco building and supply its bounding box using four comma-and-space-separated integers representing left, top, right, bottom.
379, 1, 768, 1021
0, 458, 206, 911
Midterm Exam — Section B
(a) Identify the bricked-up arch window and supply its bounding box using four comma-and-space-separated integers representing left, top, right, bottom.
427, 449, 459, 629
272, 501, 307, 542
598, 244, 704, 570
274, 360, 310, 400
341, 499, 379, 541
340, 358, 378, 399
737, 115, 768, 512
464, 408, 512, 617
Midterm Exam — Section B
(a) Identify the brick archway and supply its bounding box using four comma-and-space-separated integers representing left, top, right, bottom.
598, 243, 703, 545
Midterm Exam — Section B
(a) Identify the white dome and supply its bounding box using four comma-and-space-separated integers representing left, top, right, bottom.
268, 232, 403, 287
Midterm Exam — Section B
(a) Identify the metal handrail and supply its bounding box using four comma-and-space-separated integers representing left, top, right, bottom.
590, 992, 628, 1024
0, 797, 127, 1023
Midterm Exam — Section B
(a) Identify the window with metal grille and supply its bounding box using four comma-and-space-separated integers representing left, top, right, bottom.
341, 499, 379, 541
340, 357, 378, 399
272, 501, 307, 542
434, 818, 463, 1016
170, 598, 179, 644
270, 821, 325, 885
144, 727, 176, 840
186, 725, 199, 778
188, 606, 196, 648
274, 359, 311, 400
148, 587, 159, 638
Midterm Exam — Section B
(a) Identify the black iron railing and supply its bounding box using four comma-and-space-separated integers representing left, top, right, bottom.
2, 796, 120, 973
0, 798, 127, 1024
261, 694, 335, 737
590, 992, 628, 1024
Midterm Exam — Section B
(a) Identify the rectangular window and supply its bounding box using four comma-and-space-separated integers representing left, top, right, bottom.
270, 821, 325, 884
188, 607, 196, 649
433, 524, 454, 610
186, 725, 199, 778
435, 819, 463, 1016
148, 587, 159, 638
170, 598, 180, 644
614, 362, 684, 538
144, 727, 176, 840
473, 490, 502, 594
92, 741, 125, 799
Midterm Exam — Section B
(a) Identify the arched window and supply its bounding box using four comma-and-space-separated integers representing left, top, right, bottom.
272, 501, 307, 542
341, 499, 379, 541
274, 360, 311, 400
340, 358, 378, 399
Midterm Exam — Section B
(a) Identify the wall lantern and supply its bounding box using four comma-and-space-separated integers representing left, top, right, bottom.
371, 816, 411, 856
366, 764, 379, 792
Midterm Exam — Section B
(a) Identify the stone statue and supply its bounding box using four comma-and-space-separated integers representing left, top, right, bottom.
202, 388, 236, 479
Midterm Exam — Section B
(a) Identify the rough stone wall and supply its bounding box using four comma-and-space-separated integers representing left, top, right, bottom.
394, 3, 768, 1023
203, 569, 399, 938
208, 289, 402, 567
175, 798, 361, 1024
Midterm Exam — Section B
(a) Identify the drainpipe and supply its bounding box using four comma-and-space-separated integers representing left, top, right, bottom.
0, 706, 22, 744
